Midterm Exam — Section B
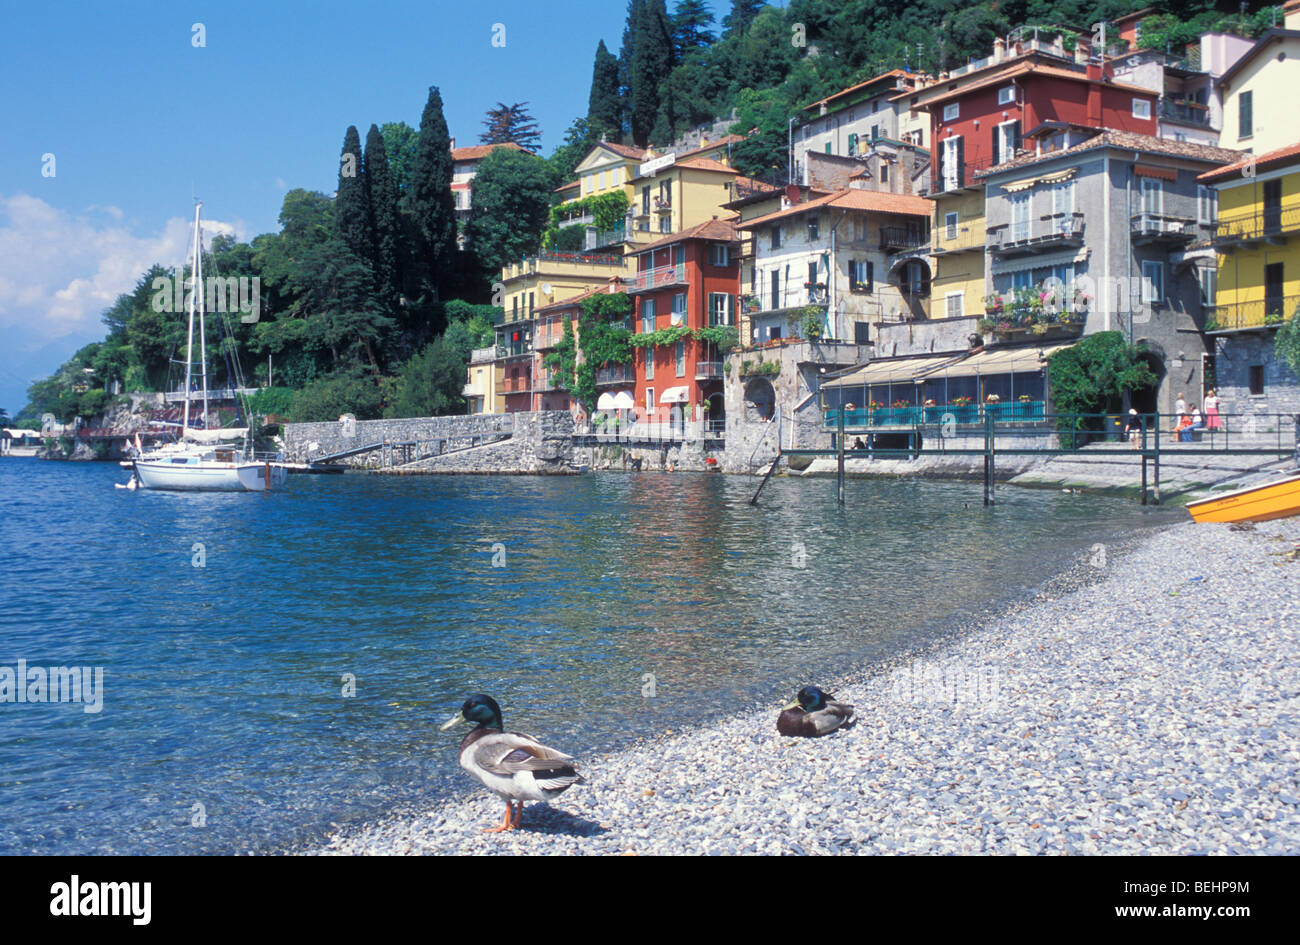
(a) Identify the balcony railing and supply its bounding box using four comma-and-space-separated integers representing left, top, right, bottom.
935, 151, 1009, 193
1159, 97, 1211, 127
1129, 212, 1196, 242
625, 263, 689, 294
496, 341, 531, 358
695, 361, 723, 379
534, 374, 559, 392
1206, 295, 1300, 332
987, 213, 1084, 255
470, 346, 496, 364
880, 225, 931, 253
1213, 203, 1300, 246
595, 364, 634, 386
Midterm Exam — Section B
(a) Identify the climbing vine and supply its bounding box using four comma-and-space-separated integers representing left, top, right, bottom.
543, 191, 631, 249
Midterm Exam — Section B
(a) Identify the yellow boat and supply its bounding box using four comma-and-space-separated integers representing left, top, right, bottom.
1186, 473, 1300, 524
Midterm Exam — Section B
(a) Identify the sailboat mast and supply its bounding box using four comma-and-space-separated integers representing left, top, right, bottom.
182, 203, 200, 436
196, 203, 210, 431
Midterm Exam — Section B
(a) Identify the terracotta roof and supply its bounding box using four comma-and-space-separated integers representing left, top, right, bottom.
535, 282, 622, 315
675, 157, 740, 174
914, 59, 1155, 109
599, 141, 648, 160
738, 189, 931, 230
634, 218, 739, 253
554, 180, 580, 193
1200, 141, 1300, 182
978, 129, 1242, 178
731, 175, 779, 193
803, 70, 912, 113
451, 142, 527, 162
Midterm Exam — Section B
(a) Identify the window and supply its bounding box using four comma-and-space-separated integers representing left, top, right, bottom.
848, 133, 858, 156
808, 217, 820, 240
708, 292, 733, 326
1010, 192, 1031, 242
940, 136, 962, 190
597, 170, 605, 190
946, 292, 964, 318
1132, 98, 1151, 120
583, 175, 592, 195
854, 321, 871, 344
528, 292, 534, 316
641, 297, 656, 333
945, 211, 959, 240
671, 292, 686, 324
998, 86, 1015, 106
641, 185, 651, 215
943, 102, 959, 122
825, 142, 832, 154
994, 120, 1021, 165
1053, 180, 1075, 221
871, 124, 880, 141
1197, 185, 1218, 224
675, 341, 686, 376
771, 226, 782, 250
1239, 90, 1253, 139
1249, 365, 1265, 396
849, 260, 873, 293
660, 216, 671, 233
1140, 177, 1162, 216
904, 260, 927, 296
770, 268, 781, 309
709, 244, 730, 266
1141, 260, 1164, 303
645, 347, 654, 380
880, 164, 889, 183
1198, 266, 1217, 306
854, 218, 867, 241
646, 387, 655, 410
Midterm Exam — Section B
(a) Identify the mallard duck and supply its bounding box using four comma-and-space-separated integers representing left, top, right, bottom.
439, 693, 583, 832
777, 685, 855, 737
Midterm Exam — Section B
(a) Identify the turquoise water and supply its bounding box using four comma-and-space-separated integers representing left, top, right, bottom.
0, 457, 1179, 853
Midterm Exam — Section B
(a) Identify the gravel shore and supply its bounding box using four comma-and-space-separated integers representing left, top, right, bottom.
323, 516, 1300, 855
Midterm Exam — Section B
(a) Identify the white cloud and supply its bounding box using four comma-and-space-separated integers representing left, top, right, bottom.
275, 177, 287, 190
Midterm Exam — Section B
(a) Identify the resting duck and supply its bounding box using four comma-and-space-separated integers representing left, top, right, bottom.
777, 685, 855, 737
440, 693, 583, 832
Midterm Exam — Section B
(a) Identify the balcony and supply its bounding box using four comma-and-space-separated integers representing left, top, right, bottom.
654, 195, 672, 213
595, 364, 634, 386
934, 152, 1005, 194
534, 373, 560, 392
1213, 203, 1300, 248
695, 361, 723, 379
987, 213, 1084, 256
470, 346, 496, 364
1129, 212, 1196, 244
748, 287, 827, 317
1159, 97, 1211, 127
496, 339, 532, 359
625, 263, 689, 294
879, 225, 931, 254
1206, 296, 1299, 332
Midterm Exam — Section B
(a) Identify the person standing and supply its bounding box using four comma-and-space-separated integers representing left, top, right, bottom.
1204, 388, 1223, 430
1123, 408, 1143, 450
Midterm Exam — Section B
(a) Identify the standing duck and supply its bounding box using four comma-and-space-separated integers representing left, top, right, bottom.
777, 685, 855, 737
439, 693, 583, 832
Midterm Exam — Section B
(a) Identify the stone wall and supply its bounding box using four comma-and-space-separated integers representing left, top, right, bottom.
1213, 332, 1300, 423
875, 316, 980, 358
282, 411, 578, 474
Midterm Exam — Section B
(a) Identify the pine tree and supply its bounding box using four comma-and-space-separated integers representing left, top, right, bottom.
721, 0, 764, 37
479, 102, 542, 152
672, 0, 715, 53
587, 40, 623, 138
629, 0, 673, 146
364, 124, 402, 308
334, 125, 373, 265
405, 86, 458, 311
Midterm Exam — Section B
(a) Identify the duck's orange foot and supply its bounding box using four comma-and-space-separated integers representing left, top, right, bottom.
483, 802, 516, 833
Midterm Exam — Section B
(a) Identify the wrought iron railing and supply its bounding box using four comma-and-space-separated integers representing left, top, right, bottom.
1206, 295, 1300, 331
1213, 203, 1300, 244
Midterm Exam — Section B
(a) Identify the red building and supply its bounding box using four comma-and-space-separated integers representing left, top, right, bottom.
625, 219, 740, 432
906, 43, 1160, 188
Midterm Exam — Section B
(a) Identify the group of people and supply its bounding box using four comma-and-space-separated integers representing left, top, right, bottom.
1122, 389, 1223, 448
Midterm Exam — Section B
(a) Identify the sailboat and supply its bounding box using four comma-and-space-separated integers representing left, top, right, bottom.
129, 203, 287, 492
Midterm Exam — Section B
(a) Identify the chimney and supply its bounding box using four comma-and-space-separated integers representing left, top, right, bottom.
450, 136, 456, 150
1053, 34, 1065, 56
1075, 39, 1089, 64
1086, 61, 1102, 81
993, 37, 1006, 62
785, 184, 802, 206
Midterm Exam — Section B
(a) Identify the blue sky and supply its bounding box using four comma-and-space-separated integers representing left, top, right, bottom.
0, 0, 645, 414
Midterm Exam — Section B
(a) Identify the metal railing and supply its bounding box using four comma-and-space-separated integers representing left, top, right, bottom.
880, 225, 930, 253
1159, 97, 1211, 126
595, 364, 634, 385
625, 263, 688, 294
825, 401, 1047, 428
987, 213, 1084, 253
1206, 295, 1300, 331
1129, 212, 1195, 240
1213, 203, 1300, 244
695, 361, 723, 379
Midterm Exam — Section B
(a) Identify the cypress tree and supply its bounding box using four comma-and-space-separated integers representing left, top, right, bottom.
672, 0, 714, 54
364, 124, 401, 308
587, 40, 622, 138
630, 0, 673, 146
334, 125, 372, 264
618, 0, 643, 137
404, 86, 458, 307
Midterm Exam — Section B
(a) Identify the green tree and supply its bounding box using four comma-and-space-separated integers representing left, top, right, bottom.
334, 125, 373, 264
384, 336, 467, 417
587, 40, 623, 137
630, 0, 674, 145
405, 86, 458, 313
1275, 309, 1300, 379
288, 368, 384, 422
672, 0, 715, 53
1048, 331, 1159, 447
365, 123, 403, 307
480, 102, 542, 152
721, 0, 765, 37
547, 117, 600, 185
464, 148, 558, 275
380, 121, 418, 194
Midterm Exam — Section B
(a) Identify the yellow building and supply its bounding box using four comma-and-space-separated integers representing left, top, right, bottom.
499, 253, 627, 325
1201, 142, 1300, 330
628, 154, 740, 238
928, 189, 987, 320
1216, 26, 1300, 153
462, 345, 497, 414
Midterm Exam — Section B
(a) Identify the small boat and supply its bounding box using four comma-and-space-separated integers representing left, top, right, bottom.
1186, 473, 1300, 524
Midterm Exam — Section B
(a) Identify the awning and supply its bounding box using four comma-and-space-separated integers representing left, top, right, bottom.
1037, 168, 1077, 184
1135, 165, 1176, 181
916, 343, 1076, 379
596, 392, 617, 409
1003, 178, 1037, 193
822, 355, 956, 390
612, 391, 635, 409
659, 386, 690, 403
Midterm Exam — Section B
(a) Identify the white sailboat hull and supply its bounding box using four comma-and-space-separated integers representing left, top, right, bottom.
134, 459, 287, 492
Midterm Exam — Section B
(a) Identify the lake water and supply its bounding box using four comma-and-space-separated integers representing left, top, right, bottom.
0, 457, 1180, 853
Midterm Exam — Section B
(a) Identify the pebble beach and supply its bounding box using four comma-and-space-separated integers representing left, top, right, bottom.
323, 516, 1300, 856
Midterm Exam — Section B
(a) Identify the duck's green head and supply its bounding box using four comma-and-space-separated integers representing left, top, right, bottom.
783, 685, 833, 712
440, 693, 504, 731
